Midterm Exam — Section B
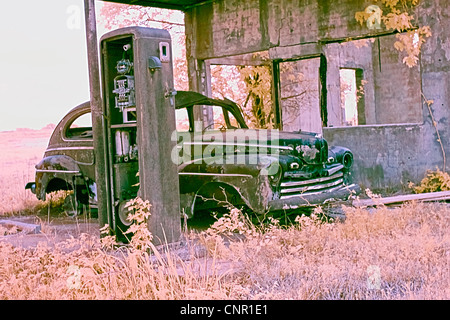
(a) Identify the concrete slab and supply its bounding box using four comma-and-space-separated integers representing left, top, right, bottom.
0, 216, 99, 249
0, 219, 41, 235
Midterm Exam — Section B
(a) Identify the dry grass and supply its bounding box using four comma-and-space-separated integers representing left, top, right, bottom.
0, 127, 53, 216
197, 204, 450, 299
0, 201, 449, 300
0, 128, 449, 300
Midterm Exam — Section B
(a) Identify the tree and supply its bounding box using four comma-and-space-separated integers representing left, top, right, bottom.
238, 65, 274, 129
355, 0, 431, 67
99, 2, 188, 91
210, 63, 275, 129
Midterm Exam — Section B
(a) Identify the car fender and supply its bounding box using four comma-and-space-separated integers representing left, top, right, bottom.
179, 154, 285, 216
35, 155, 83, 200
181, 181, 250, 219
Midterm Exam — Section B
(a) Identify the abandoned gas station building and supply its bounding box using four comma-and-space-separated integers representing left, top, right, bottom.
103, 0, 450, 191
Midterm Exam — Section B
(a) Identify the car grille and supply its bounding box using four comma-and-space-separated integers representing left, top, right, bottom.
279, 168, 345, 200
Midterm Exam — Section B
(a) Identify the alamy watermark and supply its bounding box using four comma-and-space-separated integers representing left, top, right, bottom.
170, 125, 283, 175
366, 265, 381, 290
66, 4, 82, 30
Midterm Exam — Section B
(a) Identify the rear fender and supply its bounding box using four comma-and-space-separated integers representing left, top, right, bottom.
35, 155, 83, 200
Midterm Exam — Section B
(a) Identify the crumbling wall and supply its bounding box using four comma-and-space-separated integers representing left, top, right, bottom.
324, 124, 424, 190
185, 0, 450, 189
371, 35, 422, 125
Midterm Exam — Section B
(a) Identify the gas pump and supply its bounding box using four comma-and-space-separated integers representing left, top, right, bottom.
100, 27, 181, 244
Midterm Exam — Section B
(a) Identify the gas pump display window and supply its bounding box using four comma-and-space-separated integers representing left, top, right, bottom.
112, 44, 136, 124
113, 66, 135, 110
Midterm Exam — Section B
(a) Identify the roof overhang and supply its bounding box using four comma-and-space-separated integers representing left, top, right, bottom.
101, 0, 214, 11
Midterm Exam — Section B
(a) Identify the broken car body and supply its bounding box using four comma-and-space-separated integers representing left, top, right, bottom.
26, 90, 360, 221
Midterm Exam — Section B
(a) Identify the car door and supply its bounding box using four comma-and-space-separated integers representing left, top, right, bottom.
57, 105, 95, 180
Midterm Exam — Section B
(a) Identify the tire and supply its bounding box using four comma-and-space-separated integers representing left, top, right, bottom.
63, 192, 84, 216
114, 200, 134, 243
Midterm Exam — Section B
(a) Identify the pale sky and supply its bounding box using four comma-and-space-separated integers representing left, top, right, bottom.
0, 0, 103, 131
0, 0, 186, 132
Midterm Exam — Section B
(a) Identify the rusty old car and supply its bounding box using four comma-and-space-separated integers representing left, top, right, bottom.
26, 91, 360, 221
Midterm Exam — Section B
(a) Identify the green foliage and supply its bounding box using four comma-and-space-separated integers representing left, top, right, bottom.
238, 64, 275, 129
124, 197, 153, 251
355, 0, 431, 67
411, 169, 450, 193
99, 196, 153, 251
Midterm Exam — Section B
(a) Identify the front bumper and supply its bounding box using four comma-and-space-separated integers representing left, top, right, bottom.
268, 183, 361, 211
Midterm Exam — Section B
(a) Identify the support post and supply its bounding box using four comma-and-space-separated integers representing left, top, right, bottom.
84, 0, 110, 231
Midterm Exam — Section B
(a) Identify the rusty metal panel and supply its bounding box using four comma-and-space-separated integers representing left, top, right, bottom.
84, 0, 110, 229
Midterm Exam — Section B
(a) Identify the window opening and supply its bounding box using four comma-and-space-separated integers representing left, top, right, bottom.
66, 112, 93, 139
339, 68, 366, 126
278, 57, 322, 133
175, 108, 190, 132
210, 63, 275, 129
340, 69, 358, 126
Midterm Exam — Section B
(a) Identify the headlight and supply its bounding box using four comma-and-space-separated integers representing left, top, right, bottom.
290, 162, 300, 170
268, 163, 283, 187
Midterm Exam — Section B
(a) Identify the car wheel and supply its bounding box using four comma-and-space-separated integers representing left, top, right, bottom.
114, 200, 134, 243
63, 192, 84, 216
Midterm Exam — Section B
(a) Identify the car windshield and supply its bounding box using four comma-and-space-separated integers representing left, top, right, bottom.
174, 91, 247, 132
176, 104, 243, 132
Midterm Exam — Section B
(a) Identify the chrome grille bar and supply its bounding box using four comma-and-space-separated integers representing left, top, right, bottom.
280, 178, 344, 194
280, 171, 343, 188
279, 185, 344, 200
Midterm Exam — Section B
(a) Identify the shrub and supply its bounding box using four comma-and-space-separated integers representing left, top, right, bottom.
411, 168, 450, 193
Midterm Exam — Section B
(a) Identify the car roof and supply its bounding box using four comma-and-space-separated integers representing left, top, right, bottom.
175, 90, 238, 110
74, 91, 241, 112
70, 91, 248, 129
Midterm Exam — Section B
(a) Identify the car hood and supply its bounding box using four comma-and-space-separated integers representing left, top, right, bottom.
196, 128, 328, 165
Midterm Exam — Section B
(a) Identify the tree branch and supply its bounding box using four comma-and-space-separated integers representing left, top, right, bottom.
422, 92, 446, 172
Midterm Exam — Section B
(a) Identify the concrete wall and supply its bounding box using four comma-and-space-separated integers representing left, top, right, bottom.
185, 0, 450, 190
324, 39, 377, 126
323, 124, 424, 190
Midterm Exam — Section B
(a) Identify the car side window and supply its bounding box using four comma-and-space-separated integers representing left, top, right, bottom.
65, 112, 93, 139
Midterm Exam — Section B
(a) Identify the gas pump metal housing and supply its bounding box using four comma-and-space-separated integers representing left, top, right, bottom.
100, 27, 181, 244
